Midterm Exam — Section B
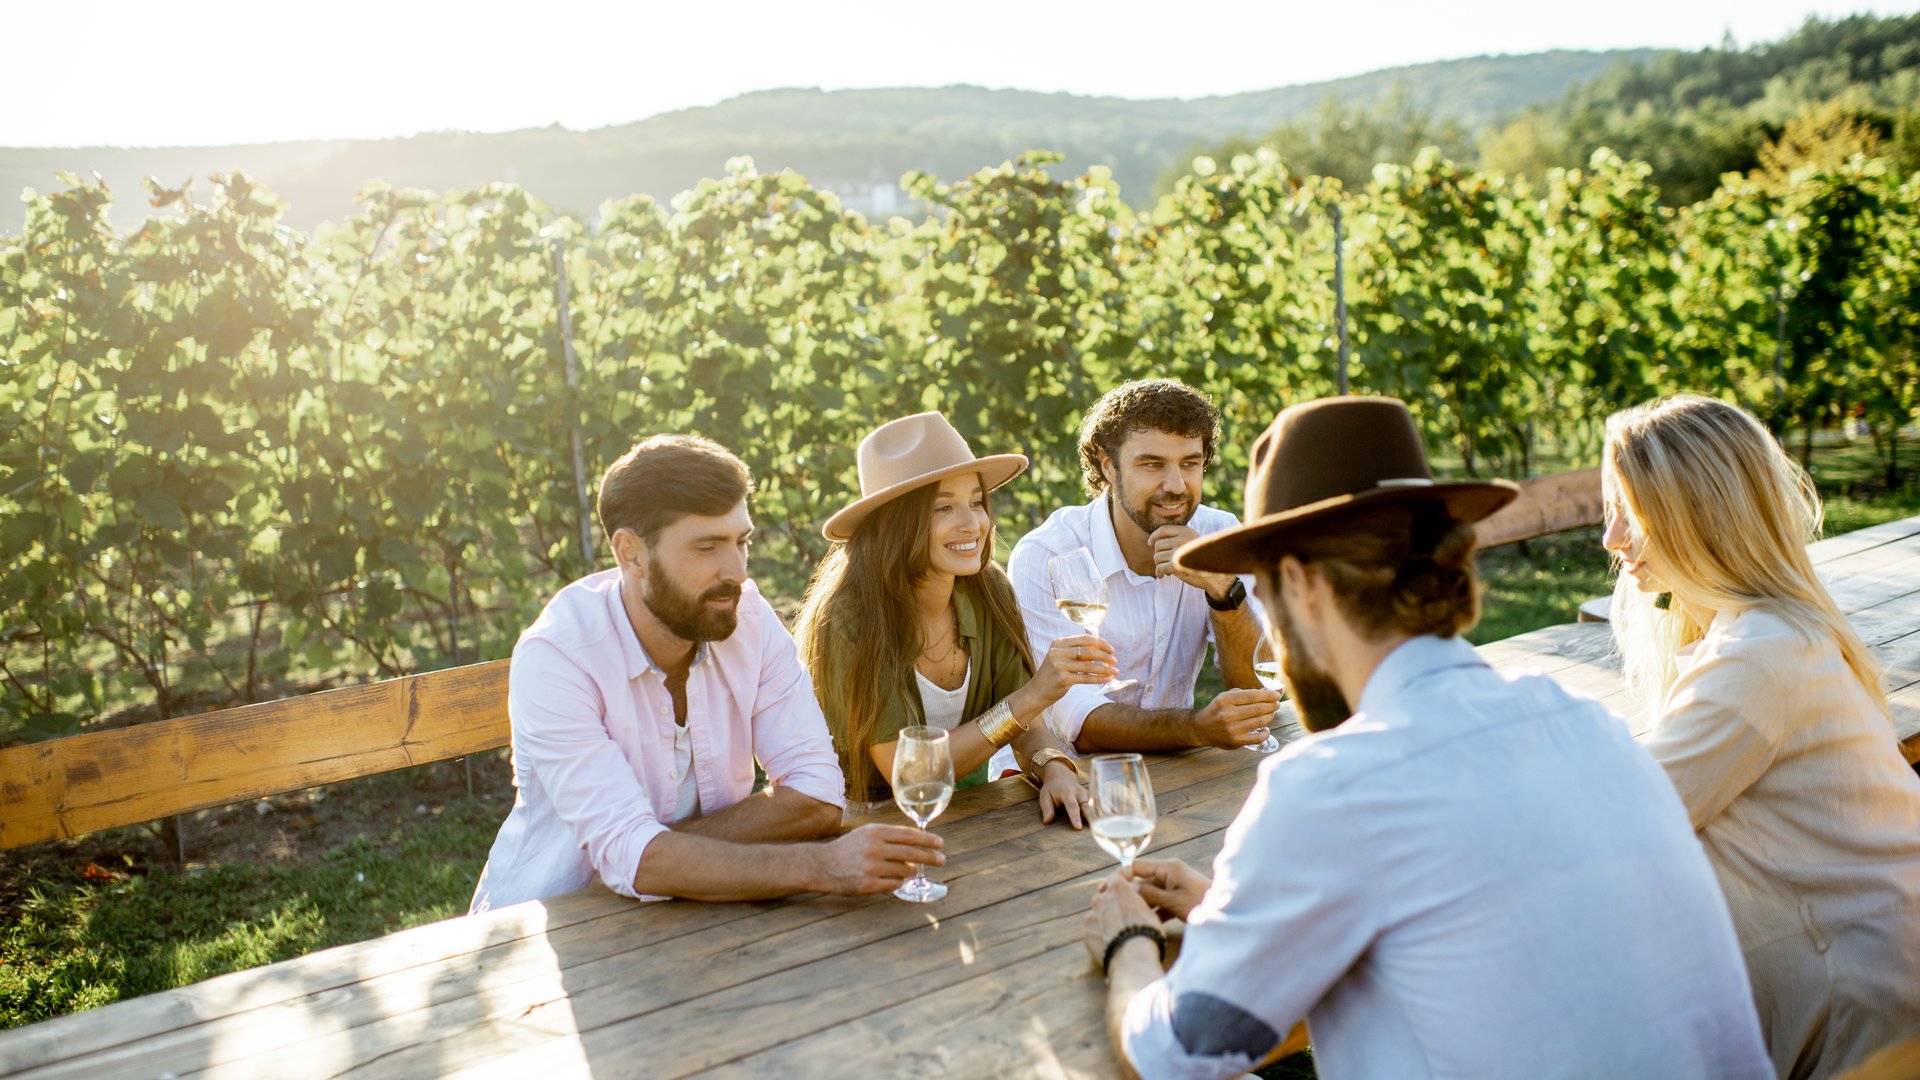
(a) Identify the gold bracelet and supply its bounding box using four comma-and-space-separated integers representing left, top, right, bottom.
974, 701, 1026, 748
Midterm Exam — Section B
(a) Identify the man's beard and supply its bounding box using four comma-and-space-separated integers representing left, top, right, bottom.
644, 554, 743, 642
1271, 603, 1352, 733
1112, 472, 1195, 534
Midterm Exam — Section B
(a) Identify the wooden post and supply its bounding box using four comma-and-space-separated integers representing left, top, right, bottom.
552, 240, 595, 569
1331, 200, 1349, 395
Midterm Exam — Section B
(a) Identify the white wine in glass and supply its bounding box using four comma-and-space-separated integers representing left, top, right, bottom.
1089, 753, 1156, 872
1046, 547, 1136, 694
1247, 660, 1285, 755
891, 725, 954, 903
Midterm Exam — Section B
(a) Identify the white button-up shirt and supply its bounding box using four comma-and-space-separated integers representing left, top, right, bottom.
470, 569, 845, 911
1121, 635, 1772, 1080
1007, 494, 1258, 743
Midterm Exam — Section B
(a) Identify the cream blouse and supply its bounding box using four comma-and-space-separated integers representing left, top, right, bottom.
1645, 608, 1920, 951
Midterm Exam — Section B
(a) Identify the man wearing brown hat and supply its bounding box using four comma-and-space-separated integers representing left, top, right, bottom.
1081, 397, 1770, 1079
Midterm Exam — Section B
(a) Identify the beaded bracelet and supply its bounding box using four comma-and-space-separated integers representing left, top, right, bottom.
1102, 924, 1168, 978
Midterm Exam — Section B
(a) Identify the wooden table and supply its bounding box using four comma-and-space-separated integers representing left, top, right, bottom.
6, 516, 1917, 1078
1553, 513, 1920, 760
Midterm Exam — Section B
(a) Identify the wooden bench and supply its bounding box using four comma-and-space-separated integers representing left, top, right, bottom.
0, 660, 509, 852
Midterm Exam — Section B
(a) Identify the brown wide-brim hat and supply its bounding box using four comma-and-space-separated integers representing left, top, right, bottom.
822, 411, 1028, 542
1175, 396, 1520, 574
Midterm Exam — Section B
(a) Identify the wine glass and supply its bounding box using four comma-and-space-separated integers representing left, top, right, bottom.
1046, 547, 1137, 695
891, 725, 954, 903
1089, 753, 1156, 873
1247, 653, 1286, 755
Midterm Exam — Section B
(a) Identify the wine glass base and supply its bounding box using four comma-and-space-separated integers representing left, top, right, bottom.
1245, 734, 1281, 754
1098, 678, 1138, 695
893, 877, 948, 903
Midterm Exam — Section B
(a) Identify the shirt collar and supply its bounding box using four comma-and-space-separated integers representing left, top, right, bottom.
611, 576, 709, 682
1087, 492, 1144, 583
1355, 634, 1488, 717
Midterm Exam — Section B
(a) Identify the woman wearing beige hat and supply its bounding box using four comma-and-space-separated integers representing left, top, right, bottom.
1603, 394, 1920, 1079
795, 412, 1114, 822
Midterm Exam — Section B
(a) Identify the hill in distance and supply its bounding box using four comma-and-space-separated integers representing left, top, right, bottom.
0, 48, 1660, 234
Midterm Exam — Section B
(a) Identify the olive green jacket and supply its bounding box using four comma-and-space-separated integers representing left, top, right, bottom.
815, 587, 1031, 803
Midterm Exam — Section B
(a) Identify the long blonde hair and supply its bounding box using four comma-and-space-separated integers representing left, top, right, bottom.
1604, 394, 1885, 714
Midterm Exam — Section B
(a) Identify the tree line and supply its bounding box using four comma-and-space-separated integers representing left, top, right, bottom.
3, 145, 1916, 743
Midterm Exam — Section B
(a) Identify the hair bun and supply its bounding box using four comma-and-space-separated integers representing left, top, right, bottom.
1430, 519, 1478, 572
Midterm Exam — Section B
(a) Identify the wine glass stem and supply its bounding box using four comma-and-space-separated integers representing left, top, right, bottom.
911, 820, 929, 889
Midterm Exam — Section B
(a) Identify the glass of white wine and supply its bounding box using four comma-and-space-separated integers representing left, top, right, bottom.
1248, 652, 1285, 755
891, 725, 954, 903
1046, 547, 1137, 695
1089, 753, 1156, 873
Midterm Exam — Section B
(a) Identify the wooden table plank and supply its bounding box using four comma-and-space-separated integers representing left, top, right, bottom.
4, 750, 1260, 1080
1806, 514, 1920, 566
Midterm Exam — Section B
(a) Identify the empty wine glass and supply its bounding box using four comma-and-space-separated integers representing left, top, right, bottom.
891, 725, 954, 903
1046, 547, 1137, 695
1089, 753, 1156, 873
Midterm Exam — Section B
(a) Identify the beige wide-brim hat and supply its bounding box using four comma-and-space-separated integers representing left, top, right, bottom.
822, 412, 1029, 542
1176, 396, 1520, 574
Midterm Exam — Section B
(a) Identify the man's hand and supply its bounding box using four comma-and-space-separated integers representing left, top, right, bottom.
1129, 857, 1212, 922
1194, 687, 1283, 749
809, 824, 944, 895
1149, 525, 1238, 596
1082, 870, 1165, 969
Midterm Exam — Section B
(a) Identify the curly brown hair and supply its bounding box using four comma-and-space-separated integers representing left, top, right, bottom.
1077, 379, 1220, 496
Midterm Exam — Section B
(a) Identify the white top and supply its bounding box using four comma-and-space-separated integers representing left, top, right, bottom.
1120, 635, 1771, 1080
1646, 608, 1920, 1073
470, 570, 846, 912
670, 722, 701, 822
1007, 494, 1259, 743
913, 667, 972, 731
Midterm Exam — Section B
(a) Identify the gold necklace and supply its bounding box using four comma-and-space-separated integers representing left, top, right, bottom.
918, 609, 964, 672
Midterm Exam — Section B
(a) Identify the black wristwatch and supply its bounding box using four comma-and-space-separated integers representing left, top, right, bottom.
1206, 578, 1247, 611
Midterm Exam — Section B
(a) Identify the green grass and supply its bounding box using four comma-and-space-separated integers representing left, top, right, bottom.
0, 769, 502, 1029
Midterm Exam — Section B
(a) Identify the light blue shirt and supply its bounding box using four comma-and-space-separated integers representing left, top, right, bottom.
1122, 634, 1771, 1080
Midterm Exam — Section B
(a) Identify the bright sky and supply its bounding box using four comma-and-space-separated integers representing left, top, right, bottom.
8, 0, 1917, 147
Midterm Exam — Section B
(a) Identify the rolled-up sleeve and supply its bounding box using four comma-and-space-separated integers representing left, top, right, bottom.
751, 609, 848, 810
508, 638, 668, 899
1122, 760, 1375, 1077
1008, 535, 1110, 742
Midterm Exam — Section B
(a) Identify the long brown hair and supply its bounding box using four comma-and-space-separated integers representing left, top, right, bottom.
795, 479, 1036, 799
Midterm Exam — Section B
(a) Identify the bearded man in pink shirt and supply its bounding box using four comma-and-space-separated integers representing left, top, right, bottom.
472, 435, 941, 910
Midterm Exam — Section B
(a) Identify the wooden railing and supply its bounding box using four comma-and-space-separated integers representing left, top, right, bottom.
0, 660, 509, 851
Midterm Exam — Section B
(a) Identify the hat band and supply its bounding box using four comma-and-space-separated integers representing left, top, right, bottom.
1375, 478, 1435, 488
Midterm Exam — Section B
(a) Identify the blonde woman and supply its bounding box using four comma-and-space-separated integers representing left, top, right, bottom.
1602, 394, 1920, 1079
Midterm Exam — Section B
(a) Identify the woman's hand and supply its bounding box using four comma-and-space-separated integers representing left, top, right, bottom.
1036, 759, 1091, 830
1029, 634, 1117, 706
1128, 857, 1211, 922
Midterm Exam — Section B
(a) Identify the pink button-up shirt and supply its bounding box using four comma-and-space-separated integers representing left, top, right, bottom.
470, 569, 846, 911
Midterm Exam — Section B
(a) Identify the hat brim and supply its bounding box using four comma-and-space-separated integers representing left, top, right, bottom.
1174, 480, 1521, 575
822, 454, 1030, 542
